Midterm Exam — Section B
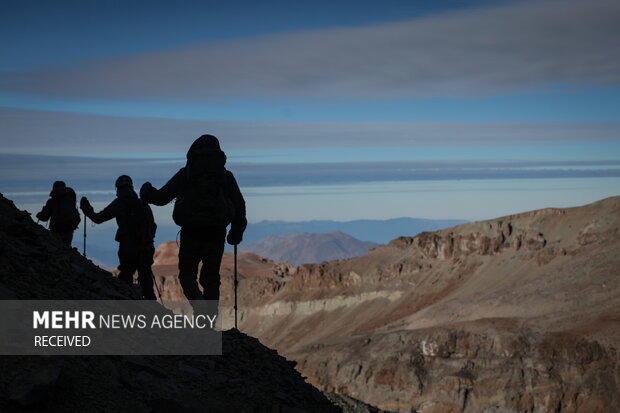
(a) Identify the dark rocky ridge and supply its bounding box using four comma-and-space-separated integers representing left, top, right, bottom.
0, 193, 345, 413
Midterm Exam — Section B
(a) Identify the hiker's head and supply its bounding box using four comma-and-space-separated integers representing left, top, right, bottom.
52, 181, 66, 190
187, 134, 222, 158
115, 175, 133, 190
186, 134, 226, 176
50, 181, 67, 197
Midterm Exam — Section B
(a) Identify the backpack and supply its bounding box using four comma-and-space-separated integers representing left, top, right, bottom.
121, 197, 154, 242
172, 171, 235, 228
51, 188, 81, 232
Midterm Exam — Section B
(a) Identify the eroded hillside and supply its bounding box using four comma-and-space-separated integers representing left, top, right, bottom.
230, 197, 620, 412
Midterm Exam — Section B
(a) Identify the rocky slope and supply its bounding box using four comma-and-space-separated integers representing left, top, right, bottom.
228, 197, 620, 412
238, 231, 379, 266
0, 193, 345, 413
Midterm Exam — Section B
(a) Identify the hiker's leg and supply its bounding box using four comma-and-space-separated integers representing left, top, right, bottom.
137, 243, 156, 300
61, 231, 73, 246
52, 231, 73, 246
178, 228, 204, 301
117, 241, 138, 287
199, 226, 226, 301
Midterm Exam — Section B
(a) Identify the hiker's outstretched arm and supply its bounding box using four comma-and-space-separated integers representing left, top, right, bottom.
84, 199, 121, 224
144, 169, 182, 206
227, 172, 247, 235
36, 200, 52, 221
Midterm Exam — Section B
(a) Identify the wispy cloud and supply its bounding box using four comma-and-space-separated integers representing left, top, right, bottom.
2, 0, 619, 99
3, 154, 620, 200
2, 108, 620, 156
232, 160, 620, 187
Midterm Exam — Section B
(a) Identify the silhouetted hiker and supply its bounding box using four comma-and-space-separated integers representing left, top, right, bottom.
79, 175, 157, 300
36, 181, 81, 246
141, 134, 247, 303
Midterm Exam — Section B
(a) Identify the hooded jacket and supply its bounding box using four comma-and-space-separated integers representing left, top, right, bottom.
145, 135, 247, 234
36, 184, 80, 232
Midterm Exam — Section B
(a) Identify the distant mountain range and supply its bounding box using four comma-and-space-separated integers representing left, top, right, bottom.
242, 217, 468, 245
81, 217, 467, 266
238, 231, 379, 266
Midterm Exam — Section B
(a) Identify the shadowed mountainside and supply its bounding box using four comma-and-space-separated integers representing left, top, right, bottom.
0, 193, 356, 413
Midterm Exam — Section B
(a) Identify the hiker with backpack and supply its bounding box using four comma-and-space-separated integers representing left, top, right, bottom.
79, 175, 157, 300
36, 181, 81, 246
141, 134, 247, 303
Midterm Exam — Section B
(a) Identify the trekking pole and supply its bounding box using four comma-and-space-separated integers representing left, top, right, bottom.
234, 244, 238, 330
83, 213, 87, 258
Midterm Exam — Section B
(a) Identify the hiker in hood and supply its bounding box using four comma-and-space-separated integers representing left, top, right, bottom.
80, 175, 157, 300
141, 134, 247, 303
36, 181, 81, 246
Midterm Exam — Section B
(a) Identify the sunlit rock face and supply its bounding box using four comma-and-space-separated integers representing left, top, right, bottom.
173, 196, 620, 413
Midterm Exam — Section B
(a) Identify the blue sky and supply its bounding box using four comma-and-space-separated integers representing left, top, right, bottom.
1, 0, 619, 226
1, 0, 512, 71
